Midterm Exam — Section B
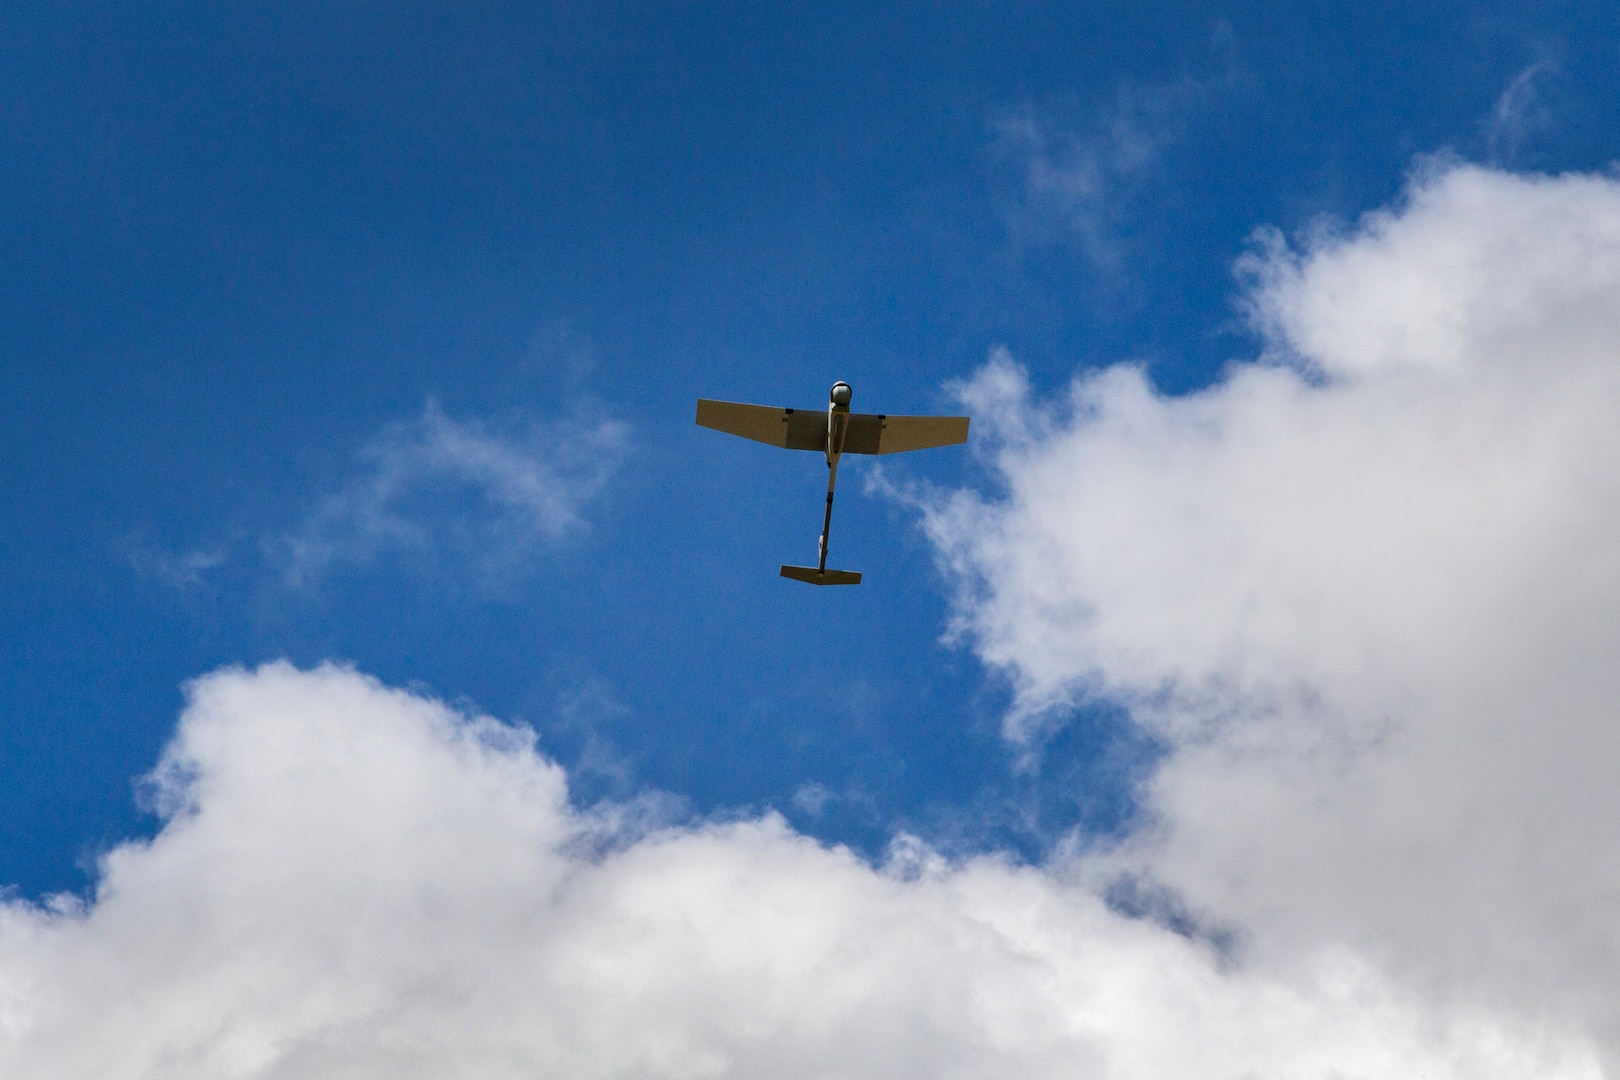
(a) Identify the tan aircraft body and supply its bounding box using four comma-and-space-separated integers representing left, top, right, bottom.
696, 382, 970, 585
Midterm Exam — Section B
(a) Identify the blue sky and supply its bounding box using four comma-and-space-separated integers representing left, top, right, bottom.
0, 0, 1614, 903
17, 5, 1620, 1075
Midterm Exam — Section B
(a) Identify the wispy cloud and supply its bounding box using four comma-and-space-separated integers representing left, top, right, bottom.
1483, 60, 1564, 164
992, 42, 1240, 279
790, 781, 833, 817
269, 401, 629, 589
549, 678, 636, 798
993, 90, 1174, 271
786, 780, 879, 826
122, 539, 229, 589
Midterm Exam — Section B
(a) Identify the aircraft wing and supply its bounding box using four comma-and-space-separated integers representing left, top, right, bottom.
696, 399, 827, 451
841, 413, 970, 454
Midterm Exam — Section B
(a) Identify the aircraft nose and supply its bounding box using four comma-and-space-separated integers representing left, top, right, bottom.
830, 381, 852, 406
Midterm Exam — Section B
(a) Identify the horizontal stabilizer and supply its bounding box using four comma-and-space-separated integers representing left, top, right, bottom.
780, 565, 862, 586
697, 399, 826, 451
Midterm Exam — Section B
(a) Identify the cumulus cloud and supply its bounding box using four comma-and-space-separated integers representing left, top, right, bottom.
0, 664, 1593, 1078
271, 401, 628, 588
922, 164, 1620, 1062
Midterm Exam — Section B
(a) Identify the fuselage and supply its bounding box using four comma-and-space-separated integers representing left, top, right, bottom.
825, 380, 853, 467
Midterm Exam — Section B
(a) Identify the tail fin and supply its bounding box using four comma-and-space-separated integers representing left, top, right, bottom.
780, 565, 862, 586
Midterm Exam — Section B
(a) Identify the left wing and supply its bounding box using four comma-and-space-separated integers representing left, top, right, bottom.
841, 413, 970, 455
696, 399, 827, 451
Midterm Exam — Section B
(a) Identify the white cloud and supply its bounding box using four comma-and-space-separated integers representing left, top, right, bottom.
271, 401, 629, 588
0, 664, 1594, 1077
921, 164, 1620, 1062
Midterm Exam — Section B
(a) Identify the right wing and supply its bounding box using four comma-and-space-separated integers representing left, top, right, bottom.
696, 399, 827, 450
841, 413, 970, 454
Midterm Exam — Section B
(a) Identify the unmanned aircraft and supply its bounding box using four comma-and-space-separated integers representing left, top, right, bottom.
697, 382, 970, 585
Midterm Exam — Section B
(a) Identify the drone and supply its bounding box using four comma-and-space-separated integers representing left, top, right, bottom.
697, 381, 970, 585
